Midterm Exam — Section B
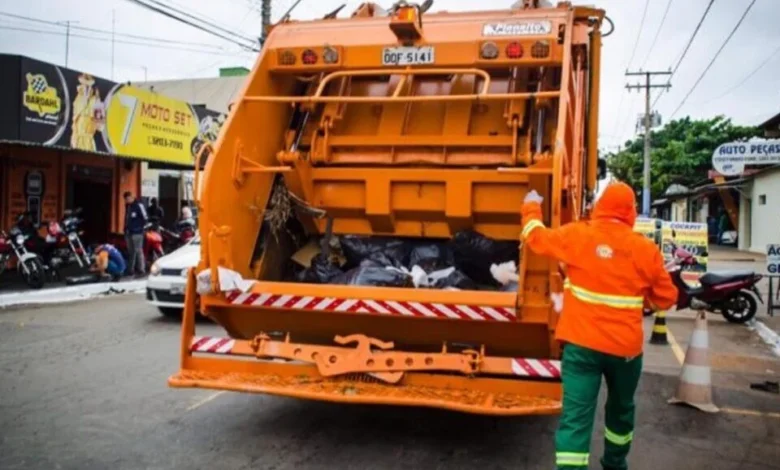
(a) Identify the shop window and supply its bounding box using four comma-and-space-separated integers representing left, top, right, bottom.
759, 194, 766, 205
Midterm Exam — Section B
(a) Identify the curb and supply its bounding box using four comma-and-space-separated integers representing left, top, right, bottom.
0, 280, 146, 309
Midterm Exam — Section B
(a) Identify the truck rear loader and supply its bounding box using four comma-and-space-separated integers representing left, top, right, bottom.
169, 0, 608, 416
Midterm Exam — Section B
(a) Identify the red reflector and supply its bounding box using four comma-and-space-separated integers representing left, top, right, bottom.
302, 49, 318, 65
505, 42, 524, 59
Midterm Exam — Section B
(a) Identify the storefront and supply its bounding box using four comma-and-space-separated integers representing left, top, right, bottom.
0, 54, 222, 245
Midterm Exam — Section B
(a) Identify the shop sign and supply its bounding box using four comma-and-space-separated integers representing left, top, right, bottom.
712, 140, 780, 176
767, 245, 780, 275
141, 177, 159, 199
17, 57, 225, 166
634, 218, 709, 274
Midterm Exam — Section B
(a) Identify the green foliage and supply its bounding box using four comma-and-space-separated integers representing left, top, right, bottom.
605, 116, 761, 200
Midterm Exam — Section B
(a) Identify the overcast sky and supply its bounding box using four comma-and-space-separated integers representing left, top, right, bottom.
1, 0, 778, 151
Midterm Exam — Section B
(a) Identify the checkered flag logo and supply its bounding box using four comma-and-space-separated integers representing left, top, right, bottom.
30, 75, 48, 93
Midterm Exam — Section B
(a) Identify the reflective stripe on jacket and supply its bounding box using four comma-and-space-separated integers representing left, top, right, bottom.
521, 199, 677, 358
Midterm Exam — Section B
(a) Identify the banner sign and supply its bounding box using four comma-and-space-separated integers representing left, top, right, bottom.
17, 57, 224, 166
712, 140, 780, 176
634, 218, 708, 278
767, 245, 780, 275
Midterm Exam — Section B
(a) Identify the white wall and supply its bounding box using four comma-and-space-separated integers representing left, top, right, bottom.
750, 169, 780, 253
671, 199, 687, 222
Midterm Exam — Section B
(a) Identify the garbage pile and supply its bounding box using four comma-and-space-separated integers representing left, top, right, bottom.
292, 231, 520, 291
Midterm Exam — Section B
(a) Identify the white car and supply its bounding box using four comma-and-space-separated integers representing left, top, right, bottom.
146, 235, 200, 317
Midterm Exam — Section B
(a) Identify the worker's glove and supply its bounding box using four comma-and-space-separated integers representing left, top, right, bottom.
524, 190, 544, 205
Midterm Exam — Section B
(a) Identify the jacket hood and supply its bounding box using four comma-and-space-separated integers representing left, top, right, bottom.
592, 182, 637, 227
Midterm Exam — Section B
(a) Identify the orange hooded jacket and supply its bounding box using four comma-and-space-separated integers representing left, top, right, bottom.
521, 182, 678, 358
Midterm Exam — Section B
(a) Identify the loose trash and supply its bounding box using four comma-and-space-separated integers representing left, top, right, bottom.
197, 267, 255, 294
296, 254, 343, 283
339, 236, 410, 269
291, 230, 520, 292
451, 230, 520, 285
408, 243, 455, 273
749, 381, 779, 394
329, 266, 413, 288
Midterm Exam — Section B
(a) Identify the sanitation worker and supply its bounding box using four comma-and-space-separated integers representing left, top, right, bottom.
520, 181, 678, 470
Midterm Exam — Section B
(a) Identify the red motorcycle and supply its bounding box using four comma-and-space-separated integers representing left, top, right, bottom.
160, 218, 196, 253
667, 240, 762, 324
105, 220, 164, 271
144, 220, 165, 266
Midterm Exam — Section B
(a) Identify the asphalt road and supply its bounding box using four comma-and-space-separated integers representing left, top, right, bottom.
1, 295, 779, 470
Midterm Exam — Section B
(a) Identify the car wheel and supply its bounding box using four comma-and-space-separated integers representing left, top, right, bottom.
158, 307, 183, 319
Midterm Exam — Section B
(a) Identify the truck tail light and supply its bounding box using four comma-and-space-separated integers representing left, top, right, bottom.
302, 49, 318, 65
480, 41, 499, 59
505, 42, 524, 59
531, 40, 550, 58
278, 50, 296, 66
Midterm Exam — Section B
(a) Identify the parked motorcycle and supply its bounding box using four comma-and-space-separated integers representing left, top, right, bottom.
0, 227, 46, 289
144, 218, 165, 267
44, 208, 91, 270
667, 239, 762, 324
160, 218, 196, 253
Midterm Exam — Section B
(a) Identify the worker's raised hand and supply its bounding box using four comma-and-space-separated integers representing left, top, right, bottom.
524, 190, 544, 204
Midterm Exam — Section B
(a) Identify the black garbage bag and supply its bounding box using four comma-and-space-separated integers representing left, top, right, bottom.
432, 268, 477, 290
451, 230, 520, 285
339, 236, 411, 269
360, 251, 406, 269
408, 243, 455, 272
296, 254, 343, 283
329, 266, 413, 288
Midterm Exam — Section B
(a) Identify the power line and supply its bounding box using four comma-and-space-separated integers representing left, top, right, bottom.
0, 24, 250, 56
625, 0, 650, 69
609, 0, 650, 146
124, 0, 259, 51
640, 0, 673, 68
140, 0, 258, 48
652, 0, 716, 109
670, 0, 757, 118
0, 11, 223, 49
694, 44, 780, 106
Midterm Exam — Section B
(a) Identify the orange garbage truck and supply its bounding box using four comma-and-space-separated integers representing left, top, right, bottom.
169, 0, 608, 416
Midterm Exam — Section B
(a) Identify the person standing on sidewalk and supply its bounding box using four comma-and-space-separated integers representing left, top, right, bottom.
124, 191, 147, 277
520, 182, 678, 470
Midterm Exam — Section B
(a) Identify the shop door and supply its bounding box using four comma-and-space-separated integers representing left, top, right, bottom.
159, 175, 179, 227
66, 165, 113, 245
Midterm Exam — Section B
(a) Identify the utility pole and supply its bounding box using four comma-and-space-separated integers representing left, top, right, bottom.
260, 0, 271, 46
111, 10, 116, 80
625, 70, 671, 216
57, 20, 78, 67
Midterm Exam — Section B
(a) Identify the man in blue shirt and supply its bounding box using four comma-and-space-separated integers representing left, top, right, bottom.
91, 244, 126, 282
124, 191, 147, 276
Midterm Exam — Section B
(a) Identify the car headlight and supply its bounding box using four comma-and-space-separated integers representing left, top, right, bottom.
150, 262, 161, 276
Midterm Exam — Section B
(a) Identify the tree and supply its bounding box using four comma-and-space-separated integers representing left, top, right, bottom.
605, 116, 761, 201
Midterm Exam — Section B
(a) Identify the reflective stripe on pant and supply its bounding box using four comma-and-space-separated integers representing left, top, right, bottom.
555, 343, 643, 470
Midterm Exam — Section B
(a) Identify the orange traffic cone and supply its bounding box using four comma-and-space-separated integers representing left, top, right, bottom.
668, 310, 719, 413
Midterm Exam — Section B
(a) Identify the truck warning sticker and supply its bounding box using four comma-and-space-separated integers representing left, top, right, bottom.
482, 21, 552, 37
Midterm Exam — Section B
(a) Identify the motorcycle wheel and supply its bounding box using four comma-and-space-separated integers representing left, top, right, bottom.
720, 290, 758, 324
22, 258, 46, 289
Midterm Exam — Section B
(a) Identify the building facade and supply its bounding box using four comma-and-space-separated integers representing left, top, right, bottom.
0, 54, 221, 244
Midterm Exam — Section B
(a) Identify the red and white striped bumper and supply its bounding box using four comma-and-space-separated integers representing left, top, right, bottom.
188, 336, 561, 380
224, 291, 516, 322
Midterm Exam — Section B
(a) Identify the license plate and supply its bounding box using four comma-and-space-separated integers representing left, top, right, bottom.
170, 286, 184, 295
382, 46, 434, 66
